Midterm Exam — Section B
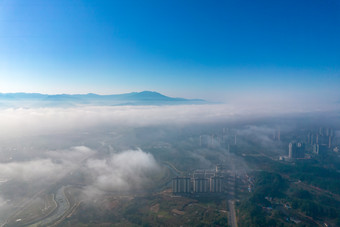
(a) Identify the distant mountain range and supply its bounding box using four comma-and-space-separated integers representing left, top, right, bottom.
0, 91, 208, 108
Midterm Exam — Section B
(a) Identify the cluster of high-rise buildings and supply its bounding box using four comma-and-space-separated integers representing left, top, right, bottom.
310, 127, 333, 145
199, 128, 237, 148
172, 165, 227, 195
288, 142, 305, 159
273, 129, 281, 141
309, 128, 333, 156
288, 127, 336, 159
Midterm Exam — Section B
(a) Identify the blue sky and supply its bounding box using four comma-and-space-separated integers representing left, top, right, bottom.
0, 0, 339, 102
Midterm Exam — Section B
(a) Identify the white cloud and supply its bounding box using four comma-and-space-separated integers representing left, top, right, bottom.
0, 146, 94, 182
0, 105, 235, 138
85, 148, 159, 193
1, 103, 333, 139
0, 159, 64, 181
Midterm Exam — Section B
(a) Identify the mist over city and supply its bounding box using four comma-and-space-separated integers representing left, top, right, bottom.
1, 0, 340, 226
0, 100, 339, 226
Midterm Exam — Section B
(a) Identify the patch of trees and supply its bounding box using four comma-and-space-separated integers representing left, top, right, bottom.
238, 171, 287, 227
290, 189, 339, 220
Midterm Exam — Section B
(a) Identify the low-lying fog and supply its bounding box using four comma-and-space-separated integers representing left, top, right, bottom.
0, 103, 339, 222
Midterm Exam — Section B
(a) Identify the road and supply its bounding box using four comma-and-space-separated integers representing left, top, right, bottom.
226, 150, 238, 227
162, 161, 183, 175
3, 145, 98, 227
228, 200, 238, 227
29, 186, 70, 227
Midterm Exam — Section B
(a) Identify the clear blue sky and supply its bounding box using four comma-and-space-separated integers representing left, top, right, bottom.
0, 0, 339, 102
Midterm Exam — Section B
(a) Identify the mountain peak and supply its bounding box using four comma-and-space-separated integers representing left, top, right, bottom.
0, 91, 208, 108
